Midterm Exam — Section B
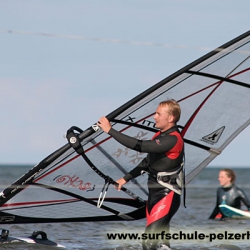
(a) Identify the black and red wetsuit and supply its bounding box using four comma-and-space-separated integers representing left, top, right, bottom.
108, 125, 184, 249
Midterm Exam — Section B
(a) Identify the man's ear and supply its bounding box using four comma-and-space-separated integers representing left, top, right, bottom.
168, 115, 175, 123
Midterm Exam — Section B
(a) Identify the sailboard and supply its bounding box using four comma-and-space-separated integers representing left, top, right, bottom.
0, 229, 65, 248
0, 30, 250, 224
219, 204, 250, 219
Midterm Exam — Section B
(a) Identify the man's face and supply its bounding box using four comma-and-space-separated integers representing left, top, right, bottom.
153, 105, 173, 131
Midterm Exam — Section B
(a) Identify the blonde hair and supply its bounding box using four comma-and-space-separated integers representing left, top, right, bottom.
159, 99, 181, 123
221, 168, 236, 184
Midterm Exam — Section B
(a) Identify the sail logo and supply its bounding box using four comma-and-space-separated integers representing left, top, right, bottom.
124, 116, 156, 129
113, 131, 148, 164
53, 175, 93, 191
201, 126, 225, 144
0, 216, 15, 222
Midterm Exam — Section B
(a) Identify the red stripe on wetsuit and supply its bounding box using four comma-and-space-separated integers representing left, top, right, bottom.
166, 131, 183, 159
146, 191, 174, 226
152, 131, 183, 159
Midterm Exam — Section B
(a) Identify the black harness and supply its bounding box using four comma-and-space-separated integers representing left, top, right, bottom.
144, 160, 186, 208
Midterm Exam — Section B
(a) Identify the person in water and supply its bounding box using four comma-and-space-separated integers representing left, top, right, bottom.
98, 99, 184, 250
209, 168, 250, 219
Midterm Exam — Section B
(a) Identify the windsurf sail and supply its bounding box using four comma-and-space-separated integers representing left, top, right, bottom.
0, 30, 250, 224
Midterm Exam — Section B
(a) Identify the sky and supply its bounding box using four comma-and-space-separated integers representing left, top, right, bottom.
0, 0, 249, 167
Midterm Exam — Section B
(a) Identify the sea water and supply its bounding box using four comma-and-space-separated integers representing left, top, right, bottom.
1, 165, 250, 250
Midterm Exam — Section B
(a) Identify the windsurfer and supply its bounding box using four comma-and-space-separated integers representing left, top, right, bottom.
209, 168, 250, 219
98, 99, 184, 250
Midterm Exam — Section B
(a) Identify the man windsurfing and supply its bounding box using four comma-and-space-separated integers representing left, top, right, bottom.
98, 99, 184, 250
